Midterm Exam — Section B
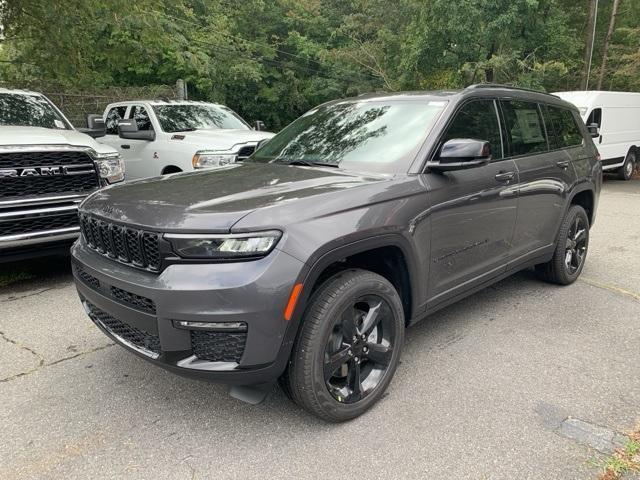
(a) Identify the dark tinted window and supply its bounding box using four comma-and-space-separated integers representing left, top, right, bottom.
105, 106, 127, 135
546, 106, 583, 148
501, 100, 547, 156
586, 107, 602, 128
130, 106, 152, 131
441, 100, 503, 159
0, 93, 69, 129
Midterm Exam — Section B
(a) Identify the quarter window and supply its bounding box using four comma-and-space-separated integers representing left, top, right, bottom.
440, 100, 503, 159
105, 106, 127, 135
500, 100, 548, 156
586, 107, 602, 128
546, 106, 583, 148
130, 106, 152, 131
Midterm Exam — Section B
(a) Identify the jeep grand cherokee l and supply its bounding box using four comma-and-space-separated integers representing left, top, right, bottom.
71, 85, 601, 422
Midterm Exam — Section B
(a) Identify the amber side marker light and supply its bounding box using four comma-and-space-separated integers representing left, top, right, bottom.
284, 283, 304, 321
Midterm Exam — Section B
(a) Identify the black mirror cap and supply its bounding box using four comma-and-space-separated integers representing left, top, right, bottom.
428, 138, 491, 172
117, 119, 156, 141
254, 120, 266, 131
79, 114, 106, 138
587, 123, 600, 138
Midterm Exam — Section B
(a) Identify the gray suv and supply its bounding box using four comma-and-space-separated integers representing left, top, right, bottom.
72, 85, 601, 422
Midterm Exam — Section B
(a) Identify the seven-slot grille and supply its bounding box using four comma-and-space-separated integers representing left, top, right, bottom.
0, 150, 100, 198
79, 214, 161, 271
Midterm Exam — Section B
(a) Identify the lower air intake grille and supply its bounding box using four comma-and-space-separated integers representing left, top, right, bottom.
191, 330, 247, 363
86, 302, 160, 356
110, 286, 156, 314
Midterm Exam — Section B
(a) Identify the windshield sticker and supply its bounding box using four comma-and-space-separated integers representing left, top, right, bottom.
54, 119, 65, 129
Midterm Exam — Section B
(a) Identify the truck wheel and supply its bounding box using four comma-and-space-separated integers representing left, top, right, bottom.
617, 151, 636, 180
284, 269, 404, 422
536, 205, 589, 285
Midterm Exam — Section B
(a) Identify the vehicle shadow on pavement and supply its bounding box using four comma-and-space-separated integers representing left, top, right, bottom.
0, 254, 72, 293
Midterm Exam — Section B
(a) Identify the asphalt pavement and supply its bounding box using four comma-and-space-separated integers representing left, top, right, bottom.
1, 179, 638, 480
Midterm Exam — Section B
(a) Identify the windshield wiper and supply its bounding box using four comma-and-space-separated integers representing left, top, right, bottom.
284, 160, 339, 168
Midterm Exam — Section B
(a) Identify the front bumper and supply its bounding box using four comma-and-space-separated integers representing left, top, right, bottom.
71, 240, 306, 385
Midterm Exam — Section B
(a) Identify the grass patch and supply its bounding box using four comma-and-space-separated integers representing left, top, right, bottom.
596, 424, 640, 480
0, 270, 36, 288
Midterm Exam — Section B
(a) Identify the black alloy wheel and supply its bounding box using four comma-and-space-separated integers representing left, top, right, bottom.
323, 295, 396, 404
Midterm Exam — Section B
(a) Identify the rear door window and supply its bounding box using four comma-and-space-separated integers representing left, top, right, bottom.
546, 106, 584, 148
105, 106, 127, 135
130, 105, 152, 131
500, 100, 548, 156
440, 99, 503, 159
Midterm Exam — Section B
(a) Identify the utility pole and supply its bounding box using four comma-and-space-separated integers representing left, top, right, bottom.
581, 0, 598, 90
597, 0, 620, 90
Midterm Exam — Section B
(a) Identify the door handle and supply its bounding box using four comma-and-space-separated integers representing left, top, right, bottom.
556, 160, 570, 169
494, 171, 515, 182
121, 144, 131, 149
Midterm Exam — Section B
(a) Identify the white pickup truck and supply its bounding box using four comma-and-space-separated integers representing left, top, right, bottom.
0, 88, 124, 262
97, 100, 275, 180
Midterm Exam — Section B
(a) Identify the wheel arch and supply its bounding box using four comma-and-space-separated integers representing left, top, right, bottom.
568, 186, 595, 226
161, 165, 183, 175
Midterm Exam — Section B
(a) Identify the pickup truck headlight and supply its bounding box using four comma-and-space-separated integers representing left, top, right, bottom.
165, 231, 282, 259
94, 152, 125, 183
192, 151, 237, 169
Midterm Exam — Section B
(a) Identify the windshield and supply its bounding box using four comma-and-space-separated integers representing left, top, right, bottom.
250, 99, 446, 173
153, 104, 250, 133
0, 93, 70, 129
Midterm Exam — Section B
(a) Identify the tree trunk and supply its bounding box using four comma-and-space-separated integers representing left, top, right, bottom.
597, 0, 620, 90
580, 0, 598, 89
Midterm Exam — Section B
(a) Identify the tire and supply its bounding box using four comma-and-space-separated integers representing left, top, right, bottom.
617, 150, 636, 180
283, 269, 404, 422
536, 205, 590, 285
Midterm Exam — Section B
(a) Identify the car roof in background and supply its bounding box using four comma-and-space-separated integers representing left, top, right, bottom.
106, 100, 226, 107
0, 88, 45, 96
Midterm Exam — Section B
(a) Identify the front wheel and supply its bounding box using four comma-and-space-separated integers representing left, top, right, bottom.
284, 269, 404, 422
617, 151, 636, 180
536, 205, 590, 285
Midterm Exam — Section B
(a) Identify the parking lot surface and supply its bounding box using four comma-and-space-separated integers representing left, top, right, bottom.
1, 179, 639, 480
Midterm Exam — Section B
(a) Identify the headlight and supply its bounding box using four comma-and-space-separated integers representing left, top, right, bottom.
94, 152, 124, 183
165, 231, 282, 259
192, 151, 237, 169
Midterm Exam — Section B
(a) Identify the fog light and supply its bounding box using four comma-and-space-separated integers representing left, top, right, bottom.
173, 320, 247, 332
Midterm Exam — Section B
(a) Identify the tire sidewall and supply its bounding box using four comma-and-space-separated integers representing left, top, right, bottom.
555, 205, 590, 284
298, 271, 404, 421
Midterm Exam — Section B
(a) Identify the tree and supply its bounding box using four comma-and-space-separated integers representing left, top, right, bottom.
597, 0, 621, 89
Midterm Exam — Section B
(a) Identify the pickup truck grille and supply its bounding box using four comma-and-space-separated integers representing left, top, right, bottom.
0, 211, 78, 237
79, 214, 161, 272
0, 151, 99, 198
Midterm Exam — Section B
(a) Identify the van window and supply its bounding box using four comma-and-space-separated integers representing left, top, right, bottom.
105, 106, 127, 135
586, 108, 602, 128
130, 106, 152, 131
440, 99, 503, 159
500, 100, 547, 156
546, 106, 583, 148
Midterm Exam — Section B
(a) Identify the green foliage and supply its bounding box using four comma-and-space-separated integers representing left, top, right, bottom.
1, 0, 639, 129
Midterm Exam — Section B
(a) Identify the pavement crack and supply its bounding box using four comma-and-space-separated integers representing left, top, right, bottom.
0, 287, 57, 303
0, 343, 113, 383
0, 329, 45, 367
580, 277, 640, 303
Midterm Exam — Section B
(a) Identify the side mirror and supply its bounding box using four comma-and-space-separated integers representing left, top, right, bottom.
587, 123, 600, 138
428, 138, 491, 172
78, 114, 106, 138
117, 119, 156, 141
254, 120, 266, 131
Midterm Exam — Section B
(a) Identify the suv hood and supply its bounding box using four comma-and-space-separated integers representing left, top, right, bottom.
80, 162, 392, 232
169, 128, 275, 151
0, 126, 117, 154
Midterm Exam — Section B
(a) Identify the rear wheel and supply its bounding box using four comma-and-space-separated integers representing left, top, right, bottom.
284, 269, 404, 422
617, 151, 636, 180
536, 205, 589, 285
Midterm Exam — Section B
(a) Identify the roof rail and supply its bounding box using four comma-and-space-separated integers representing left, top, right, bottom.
465, 83, 548, 95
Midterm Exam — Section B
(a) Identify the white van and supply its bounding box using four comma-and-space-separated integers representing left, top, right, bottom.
553, 91, 639, 180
